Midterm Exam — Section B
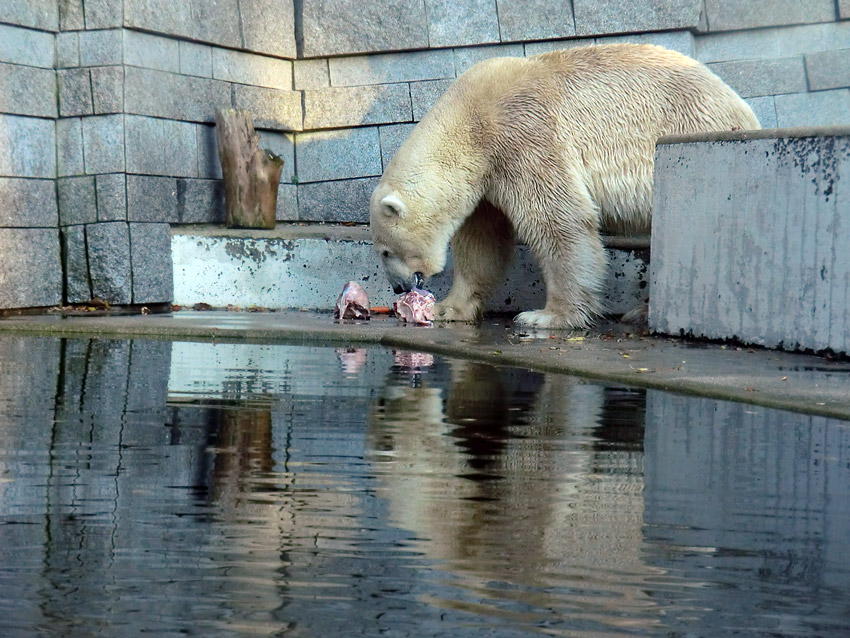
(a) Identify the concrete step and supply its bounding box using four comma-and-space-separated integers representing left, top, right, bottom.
172, 223, 649, 315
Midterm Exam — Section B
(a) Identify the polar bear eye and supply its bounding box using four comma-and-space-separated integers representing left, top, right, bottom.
381, 250, 390, 258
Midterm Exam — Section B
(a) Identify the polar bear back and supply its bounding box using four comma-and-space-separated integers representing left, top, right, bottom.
426, 44, 760, 234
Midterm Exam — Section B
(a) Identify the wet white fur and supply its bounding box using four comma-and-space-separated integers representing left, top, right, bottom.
370, 44, 760, 329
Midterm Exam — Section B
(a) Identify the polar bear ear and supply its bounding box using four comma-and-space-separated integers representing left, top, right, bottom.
380, 193, 406, 218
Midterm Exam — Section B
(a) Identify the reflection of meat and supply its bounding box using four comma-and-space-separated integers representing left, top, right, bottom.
393, 350, 434, 369
337, 347, 368, 373
334, 281, 371, 320
393, 288, 435, 325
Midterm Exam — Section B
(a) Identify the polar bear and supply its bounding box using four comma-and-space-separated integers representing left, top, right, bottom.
370, 44, 759, 329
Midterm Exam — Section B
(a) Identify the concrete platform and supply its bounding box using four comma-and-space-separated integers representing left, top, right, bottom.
0, 309, 847, 421
171, 224, 650, 315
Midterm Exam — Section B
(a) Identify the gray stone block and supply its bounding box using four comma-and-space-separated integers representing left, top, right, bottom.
82, 115, 125, 174
707, 57, 807, 99
212, 48, 292, 91
179, 41, 212, 77
806, 50, 850, 92
329, 49, 455, 87
776, 24, 828, 57
96, 173, 126, 221
275, 183, 298, 221
57, 118, 85, 177
124, 66, 232, 123
651, 135, 850, 354
303, 84, 411, 129
496, 0, 576, 42
524, 38, 593, 57
59, 0, 85, 30
0, 229, 62, 309
695, 28, 780, 63
410, 79, 453, 121
574, 0, 702, 36
79, 29, 123, 67
300, 0, 428, 57
0, 24, 55, 68
61, 225, 91, 304
90, 66, 123, 114
129, 223, 173, 303
56, 32, 80, 68
425, 0, 499, 48
5, 0, 58, 31
774, 90, 850, 128
239, 0, 297, 59
125, 115, 198, 178
842, 0, 850, 19
124, 1, 194, 43
126, 175, 178, 222
379, 123, 415, 169
196, 124, 223, 179
704, 0, 835, 32
125, 0, 245, 50
57, 176, 97, 225
294, 59, 330, 90
597, 30, 696, 58
744, 96, 777, 129
0, 63, 57, 118
177, 179, 225, 223
84, 0, 123, 29
86, 221, 132, 304
297, 178, 379, 223
257, 130, 296, 182
0, 114, 55, 178
232, 85, 302, 131
58, 68, 93, 117
123, 30, 180, 73
193, 0, 242, 49
295, 127, 382, 183
453, 44, 524, 76
0, 178, 58, 227
825, 21, 850, 50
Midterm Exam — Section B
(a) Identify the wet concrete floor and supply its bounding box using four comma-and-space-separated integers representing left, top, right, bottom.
0, 309, 847, 419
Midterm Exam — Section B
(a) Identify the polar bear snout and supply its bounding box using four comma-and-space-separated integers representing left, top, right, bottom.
389, 271, 424, 294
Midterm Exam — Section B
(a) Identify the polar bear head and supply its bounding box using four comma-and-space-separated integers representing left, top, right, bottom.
370, 122, 488, 294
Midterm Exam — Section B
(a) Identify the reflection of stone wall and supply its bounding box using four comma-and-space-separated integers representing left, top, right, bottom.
644, 391, 850, 633
2, 2, 850, 308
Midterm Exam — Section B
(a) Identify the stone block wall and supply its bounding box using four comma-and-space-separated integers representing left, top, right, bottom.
1, 0, 850, 309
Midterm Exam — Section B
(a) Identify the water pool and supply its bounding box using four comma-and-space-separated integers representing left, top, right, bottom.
0, 336, 848, 637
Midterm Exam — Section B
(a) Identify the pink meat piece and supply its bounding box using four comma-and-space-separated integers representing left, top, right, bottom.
393, 288, 436, 325
334, 281, 371, 320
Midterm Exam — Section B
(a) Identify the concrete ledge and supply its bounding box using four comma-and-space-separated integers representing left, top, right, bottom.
652, 132, 850, 355
658, 124, 850, 145
171, 224, 649, 315
0, 310, 846, 421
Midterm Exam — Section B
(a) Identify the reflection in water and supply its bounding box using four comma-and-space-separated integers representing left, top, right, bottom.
367, 360, 650, 635
644, 393, 850, 636
0, 336, 846, 637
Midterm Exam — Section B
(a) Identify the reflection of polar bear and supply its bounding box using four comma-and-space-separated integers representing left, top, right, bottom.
371, 44, 760, 329
365, 361, 647, 596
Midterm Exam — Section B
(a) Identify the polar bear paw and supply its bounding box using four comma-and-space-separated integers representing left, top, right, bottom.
433, 301, 479, 322
514, 309, 592, 330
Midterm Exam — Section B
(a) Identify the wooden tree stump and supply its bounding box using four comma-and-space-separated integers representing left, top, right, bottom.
215, 108, 284, 229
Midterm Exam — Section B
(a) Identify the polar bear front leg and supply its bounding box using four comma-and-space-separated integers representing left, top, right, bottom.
434, 201, 514, 322
514, 224, 607, 330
